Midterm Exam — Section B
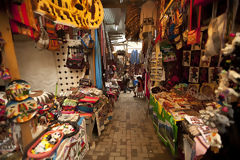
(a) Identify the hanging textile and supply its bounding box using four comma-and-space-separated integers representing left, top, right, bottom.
100, 24, 107, 70
10, 0, 38, 30
10, 0, 39, 39
130, 50, 140, 65
95, 30, 103, 89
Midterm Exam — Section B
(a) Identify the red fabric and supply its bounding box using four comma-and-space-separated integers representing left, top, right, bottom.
171, 75, 179, 82
11, 5, 21, 23
79, 96, 99, 103
194, 0, 215, 6
20, 3, 30, 27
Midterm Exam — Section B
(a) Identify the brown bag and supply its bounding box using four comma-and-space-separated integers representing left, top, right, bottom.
48, 36, 60, 51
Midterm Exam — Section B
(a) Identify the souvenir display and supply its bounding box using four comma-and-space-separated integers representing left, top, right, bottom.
6, 80, 31, 102
27, 131, 63, 159
2, 0, 240, 159
48, 121, 79, 138
5, 80, 38, 123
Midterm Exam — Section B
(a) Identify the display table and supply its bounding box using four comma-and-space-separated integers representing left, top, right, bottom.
149, 94, 178, 155
149, 91, 224, 158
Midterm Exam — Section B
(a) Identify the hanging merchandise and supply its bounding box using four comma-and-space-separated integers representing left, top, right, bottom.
66, 46, 86, 69
95, 29, 103, 89
0, 67, 11, 80
203, 0, 228, 59
45, 19, 60, 51
48, 36, 60, 51
150, 42, 163, 82
55, 24, 68, 42
194, 0, 216, 6
139, 0, 157, 39
10, 0, 39, 39
80, 33, 94, 50
32, 0, 104, 29
130, 50, 140, 65
187, 0, 202, 45
5, 80, 38, 123
159, 40, 176, 62
36, 17, 49, 50
10, 0, 38, 30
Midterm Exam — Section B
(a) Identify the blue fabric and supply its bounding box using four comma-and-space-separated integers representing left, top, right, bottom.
134, 80, 138, 86
95, 29, 103, 89
77, 117, 84, 126
130, 50, 140, 64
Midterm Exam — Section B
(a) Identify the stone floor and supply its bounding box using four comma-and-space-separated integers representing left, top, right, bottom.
84, 92, 174, 160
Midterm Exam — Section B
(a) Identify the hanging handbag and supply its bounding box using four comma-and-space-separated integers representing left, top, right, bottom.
66, 46, 84, 69
79, 33, 94, 54
187, 0, 202, 45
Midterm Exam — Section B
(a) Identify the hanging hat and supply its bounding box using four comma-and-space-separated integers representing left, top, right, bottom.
6, 80, 31, 101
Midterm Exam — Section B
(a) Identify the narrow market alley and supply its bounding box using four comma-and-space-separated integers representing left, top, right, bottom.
85, 93, 173, 160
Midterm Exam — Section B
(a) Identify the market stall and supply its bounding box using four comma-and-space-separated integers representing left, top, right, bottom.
135, 0, 240, 159
0, 0, 115, 159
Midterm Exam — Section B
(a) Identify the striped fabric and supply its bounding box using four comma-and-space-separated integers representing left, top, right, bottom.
10, 0, 37, 30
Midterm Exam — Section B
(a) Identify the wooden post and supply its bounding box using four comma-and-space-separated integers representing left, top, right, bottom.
0, 10, 33, 150
91, 29, 96, 86
0, 10, 20, 80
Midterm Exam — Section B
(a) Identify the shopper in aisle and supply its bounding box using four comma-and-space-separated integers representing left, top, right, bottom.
136, 76, 144, 98
122, 71, 130, 93
133, 76, 138, 97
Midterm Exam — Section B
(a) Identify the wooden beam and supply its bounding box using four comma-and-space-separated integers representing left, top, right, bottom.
0, 10, 20, 80
159, 0, 174, 21
91, 29, 96, 86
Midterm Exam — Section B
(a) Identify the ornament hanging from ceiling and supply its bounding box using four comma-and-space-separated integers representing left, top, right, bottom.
32, 0, 104, 29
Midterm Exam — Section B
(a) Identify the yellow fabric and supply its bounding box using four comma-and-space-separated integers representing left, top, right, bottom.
33, 0, 104, 29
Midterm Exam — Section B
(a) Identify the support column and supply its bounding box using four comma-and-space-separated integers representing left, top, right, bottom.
0, 10, 33, 150
0, 10, 20, 80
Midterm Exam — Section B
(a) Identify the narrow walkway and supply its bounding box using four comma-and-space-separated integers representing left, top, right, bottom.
85, 93, 173, 160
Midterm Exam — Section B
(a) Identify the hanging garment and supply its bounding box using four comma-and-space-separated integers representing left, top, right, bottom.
130, 50, 140, 64
139, 0, 157, 40
95, 30, 103, 89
